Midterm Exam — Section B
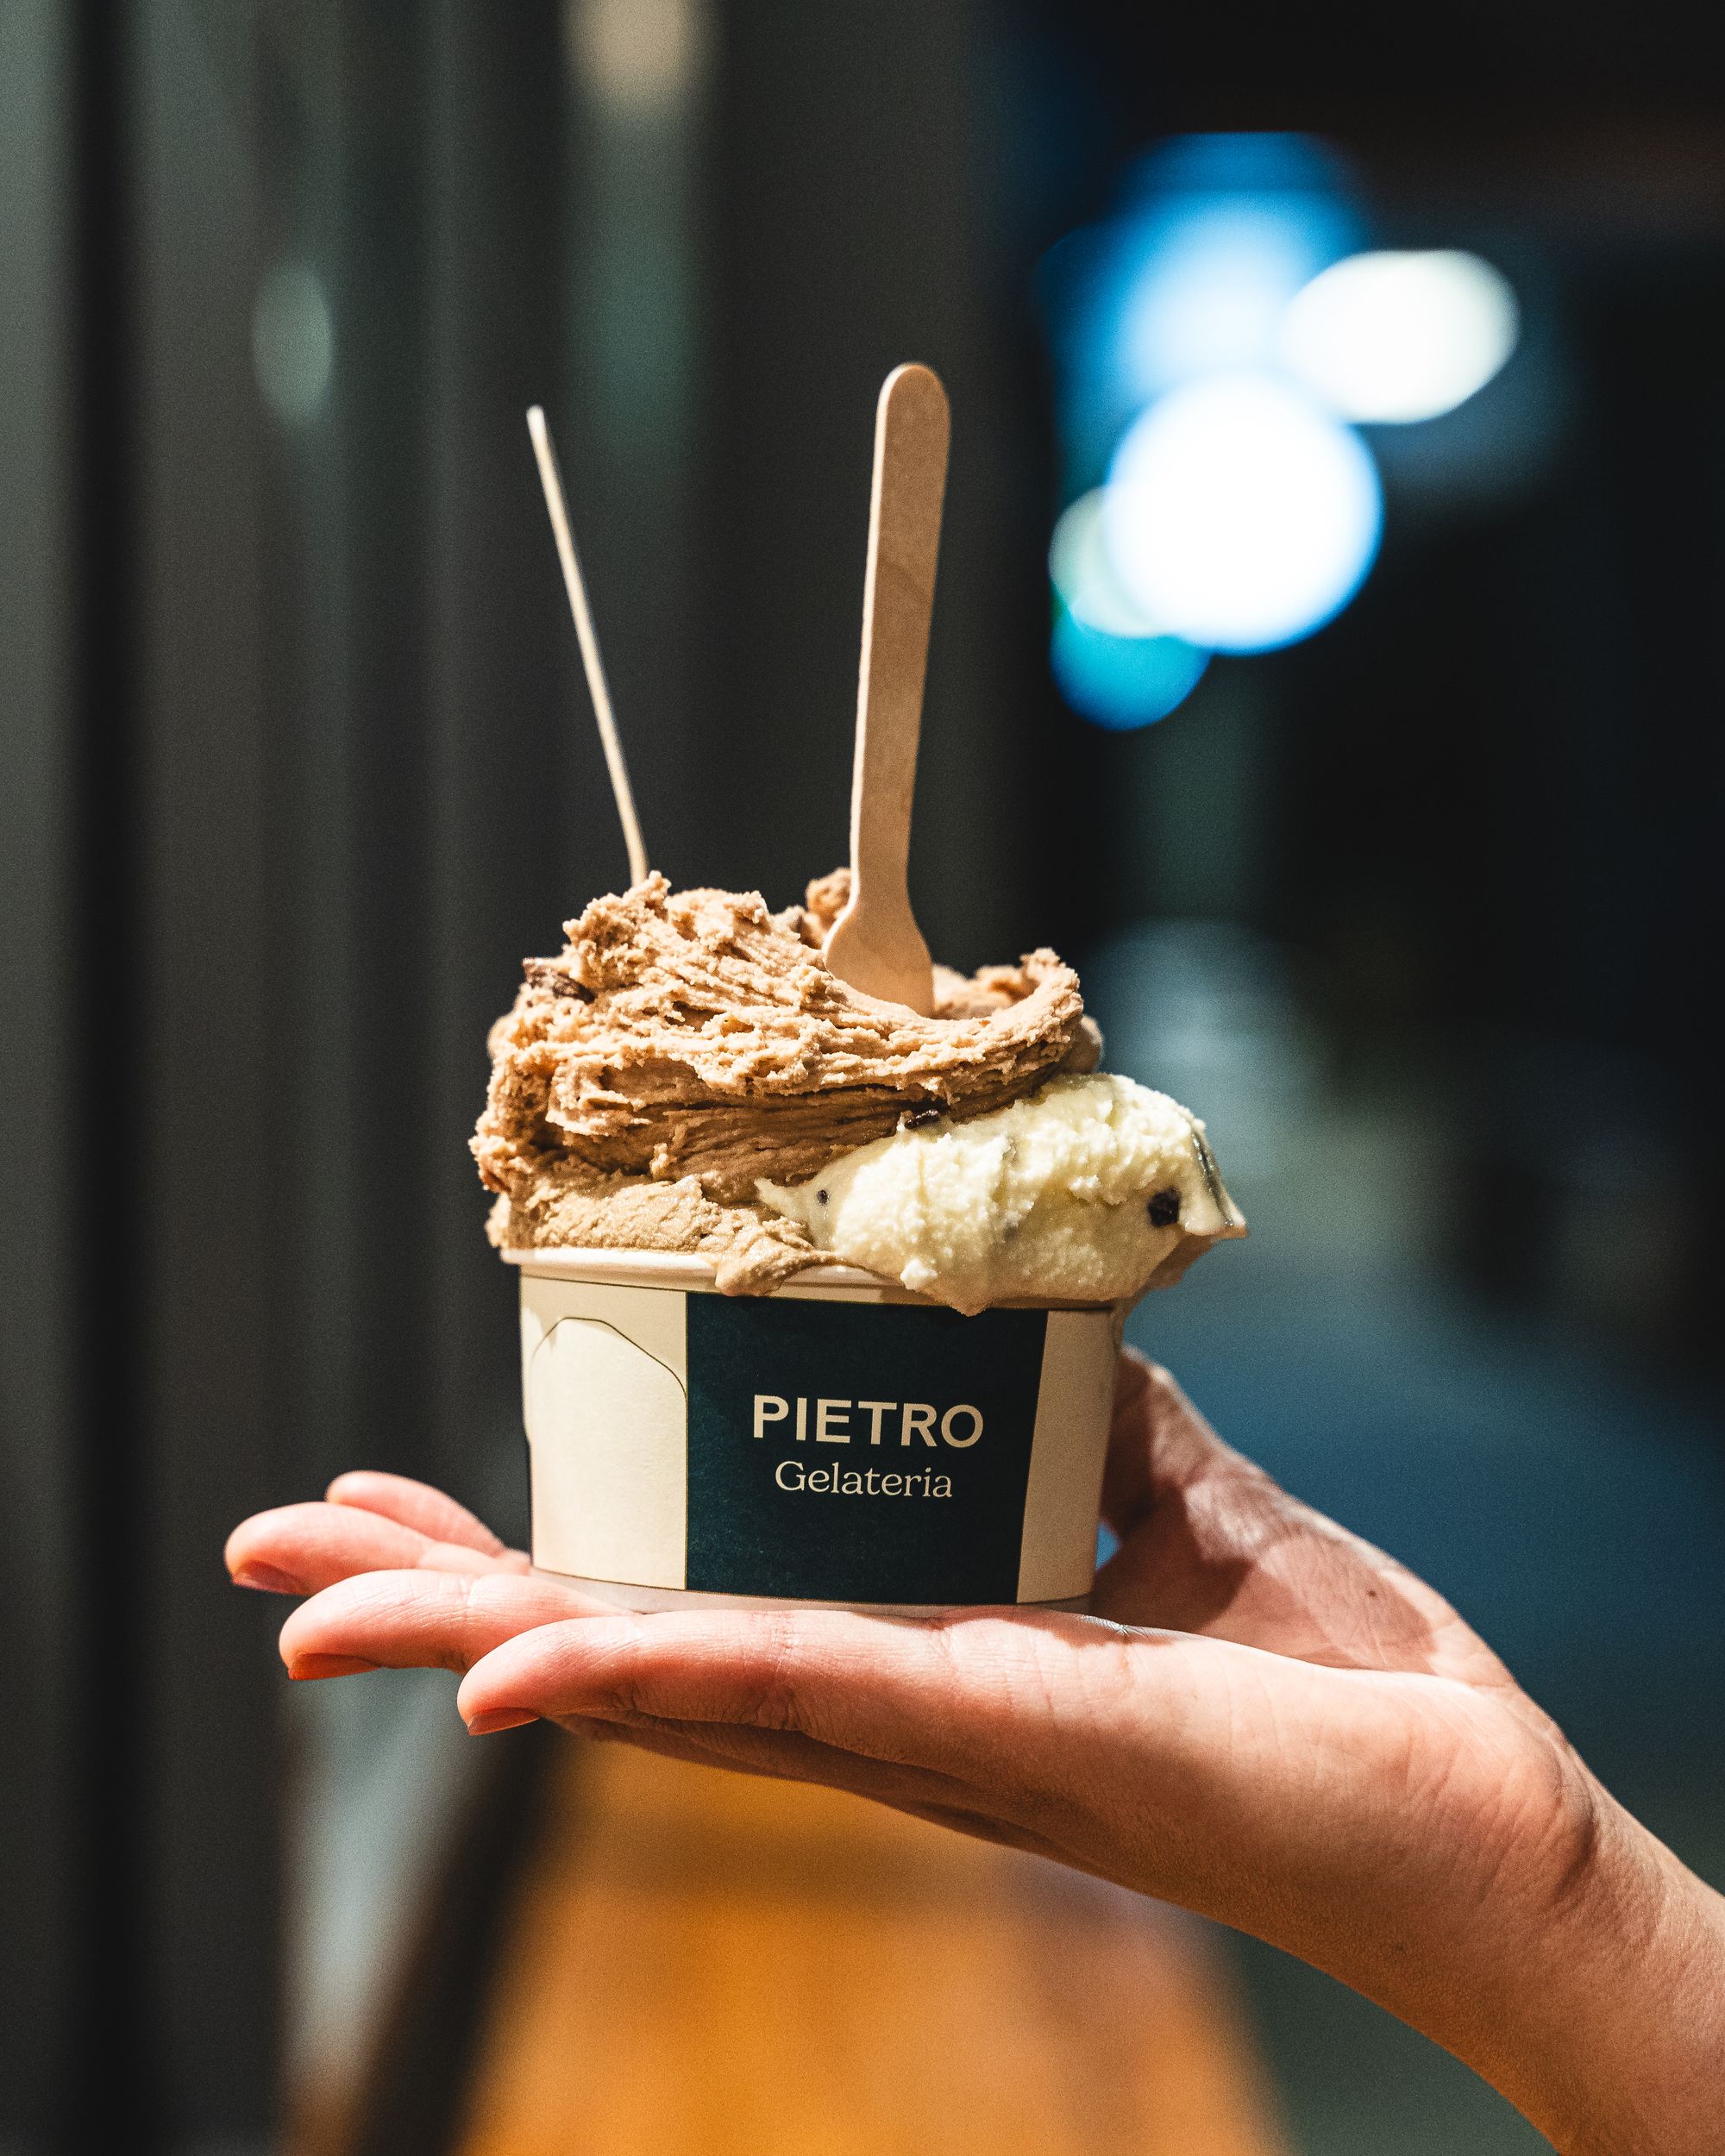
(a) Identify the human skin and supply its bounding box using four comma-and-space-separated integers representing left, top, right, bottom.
226, 1351, 1725, 2153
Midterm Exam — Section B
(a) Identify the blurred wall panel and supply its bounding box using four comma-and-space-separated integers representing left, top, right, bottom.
699, 0, 1051, 970
423, 0, 588, 1509
254, 3, 614, 2124
0, 1, 78, 2143
313, 0, 440, 1507
135, 0, 282, 2145
260, 0, 585, 1517
558, 0, 712, 905
3, 3, 287, 2147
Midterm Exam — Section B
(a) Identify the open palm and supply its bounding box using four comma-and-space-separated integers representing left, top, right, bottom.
227, 1351, 1715, 2153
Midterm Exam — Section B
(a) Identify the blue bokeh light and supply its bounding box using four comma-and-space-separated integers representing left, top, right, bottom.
1116, 201, 1342, 404
1040, 135, 1364, 491
1049, 602, 1209, 731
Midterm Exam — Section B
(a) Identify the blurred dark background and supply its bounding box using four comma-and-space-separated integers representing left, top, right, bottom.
3, 3, 1723, 2153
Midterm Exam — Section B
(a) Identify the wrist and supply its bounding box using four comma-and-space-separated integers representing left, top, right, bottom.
1452, 1779, 1725, 2153
1265, 1731, 1725, 2153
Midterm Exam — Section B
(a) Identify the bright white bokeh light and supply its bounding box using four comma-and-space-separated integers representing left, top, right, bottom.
1049, 490, 1163, 637
1102, 373, 1382, 653
1278, 249, 1519, 423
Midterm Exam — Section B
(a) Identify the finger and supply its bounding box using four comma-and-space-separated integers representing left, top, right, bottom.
454, 1602, 1455, 1925
556, 1714, 1080, 1868
279, 1568, 600, 1679
455, 1603, 1208, 1805
557, 1708, 970, 1811
486, 1606, 1492, 1931
226, 1501, 528, 1598
460, 1608, 989, 1770
1100, 1351, 1267, 1539
561, 1695, 994, 1814
324, 1471, 513, 1557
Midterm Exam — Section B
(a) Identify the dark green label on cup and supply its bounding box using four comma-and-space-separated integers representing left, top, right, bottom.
684, 1296, 1048, 1603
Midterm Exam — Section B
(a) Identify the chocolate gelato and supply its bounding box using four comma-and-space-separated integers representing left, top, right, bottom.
475, 871, 1103, 1294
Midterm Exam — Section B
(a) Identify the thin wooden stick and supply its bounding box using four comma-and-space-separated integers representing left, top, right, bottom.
527, 405, 649, 887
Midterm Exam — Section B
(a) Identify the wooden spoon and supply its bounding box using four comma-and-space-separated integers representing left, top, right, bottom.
823, 363, 950, 1015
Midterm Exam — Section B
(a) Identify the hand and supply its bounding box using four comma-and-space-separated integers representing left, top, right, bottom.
227, 1351, 1725, 2153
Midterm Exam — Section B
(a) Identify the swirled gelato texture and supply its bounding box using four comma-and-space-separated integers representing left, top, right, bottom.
758, 1073, 1242, 1314
474, 872, 1101, 1294
475, 871, 1243, 1307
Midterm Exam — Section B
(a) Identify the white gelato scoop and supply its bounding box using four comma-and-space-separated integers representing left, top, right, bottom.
758, 1072, 1245, 1315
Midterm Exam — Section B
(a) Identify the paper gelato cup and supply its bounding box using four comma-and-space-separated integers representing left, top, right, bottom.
503, 1247, 1127, 1615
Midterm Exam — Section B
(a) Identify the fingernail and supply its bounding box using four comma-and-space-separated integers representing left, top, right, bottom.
234, 1563, 304, 1595
465, 1708, 538, 1737
288, 1654, 379, 1681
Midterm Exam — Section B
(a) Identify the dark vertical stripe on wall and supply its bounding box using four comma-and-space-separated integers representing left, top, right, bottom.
336, 0, 438, 1481
0, 0, 77, 2143
66, 0, 159, 2147
701, 0, 1051, 973
134, 3, 280, 2139
423, 0, 573, 1523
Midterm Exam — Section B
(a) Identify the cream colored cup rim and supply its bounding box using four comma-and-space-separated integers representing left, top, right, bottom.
499, 1244, 1120, 1311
